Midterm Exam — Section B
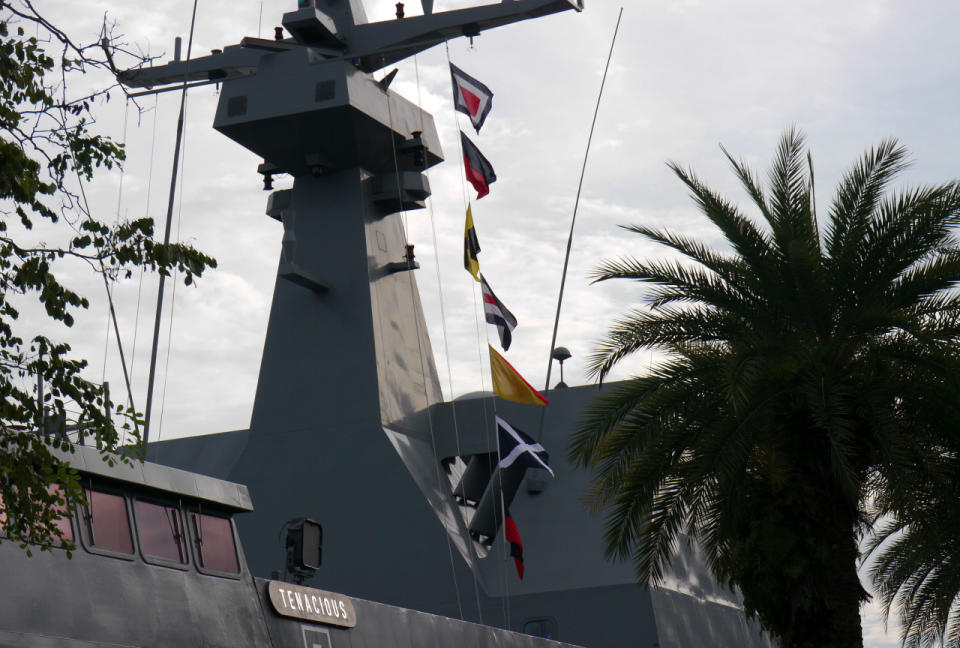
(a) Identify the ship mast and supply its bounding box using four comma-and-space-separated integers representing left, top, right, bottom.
124, 0, 583, 444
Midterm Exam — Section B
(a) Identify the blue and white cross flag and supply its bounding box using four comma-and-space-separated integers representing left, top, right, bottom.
496, 416, 554, 477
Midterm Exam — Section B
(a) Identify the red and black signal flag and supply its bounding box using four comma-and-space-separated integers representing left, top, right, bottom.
450, 63, 493, 133
505, 508, 524, 580
461, 131, 497, 199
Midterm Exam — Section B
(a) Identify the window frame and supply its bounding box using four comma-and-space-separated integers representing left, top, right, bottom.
188, 509, 242, 579
77, 485, 136, 561
133, 497, 192, 571
521, 617, 558, 640
0, 490, 7, 537
46, 484, 75, 548
0, 485, 75, 548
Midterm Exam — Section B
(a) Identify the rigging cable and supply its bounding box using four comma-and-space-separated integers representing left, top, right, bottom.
412, 50, 491, 624
73, 181, 140, 445
156, 89, 191, 443
444, 39, 509, 625
66, 97, 137, 437
100, 101, 131, 388
127, 93, 161, 395
383, 79, 466, 622
537, 7, 623, 442
143, 0, 200, 446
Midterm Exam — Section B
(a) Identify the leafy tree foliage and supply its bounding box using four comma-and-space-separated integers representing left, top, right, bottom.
866, 458, 960, 648
0, 0, 216, 555
571, 129, 960, 647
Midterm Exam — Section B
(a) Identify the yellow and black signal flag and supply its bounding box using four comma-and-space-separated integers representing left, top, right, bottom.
489, 345, 548, 406
463, 205, 481, 282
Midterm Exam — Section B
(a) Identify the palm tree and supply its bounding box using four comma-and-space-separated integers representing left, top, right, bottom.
866, 457, 960, 648
570, 129, 960, 648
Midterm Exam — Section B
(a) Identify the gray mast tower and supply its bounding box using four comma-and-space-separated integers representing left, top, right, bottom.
123, 0, 586, 620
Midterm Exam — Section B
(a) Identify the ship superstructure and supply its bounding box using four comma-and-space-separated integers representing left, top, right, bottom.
116, 1, 775, 645
0, 443, 584, 648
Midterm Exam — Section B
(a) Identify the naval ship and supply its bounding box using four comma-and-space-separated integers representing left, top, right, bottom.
2, 0, 774, 646
0, 441, 585, 647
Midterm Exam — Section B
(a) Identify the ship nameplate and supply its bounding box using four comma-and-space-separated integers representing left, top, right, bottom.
267, 580, 357, 628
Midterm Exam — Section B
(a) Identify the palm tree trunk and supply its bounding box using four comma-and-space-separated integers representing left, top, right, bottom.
820, 516, 865, 648
788, 485, 865, 648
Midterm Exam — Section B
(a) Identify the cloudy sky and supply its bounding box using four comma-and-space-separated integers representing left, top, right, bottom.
32, 0, 960, 644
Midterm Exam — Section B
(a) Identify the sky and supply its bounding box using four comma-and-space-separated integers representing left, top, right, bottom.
27, 0, 960, 644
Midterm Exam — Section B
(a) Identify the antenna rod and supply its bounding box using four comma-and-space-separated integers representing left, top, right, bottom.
537, 7, 623, 442
143, 0, 200, 447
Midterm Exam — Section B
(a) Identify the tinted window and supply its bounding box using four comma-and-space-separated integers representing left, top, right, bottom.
81, 489, 133, 554
48, 485, 74, 543
0, 486, 72, 544
193, 512, 239, 573
523, 618, 556, 639
135, 500, 188, 563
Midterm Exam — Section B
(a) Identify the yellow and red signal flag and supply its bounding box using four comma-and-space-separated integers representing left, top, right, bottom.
450, 63, 493, 133
489, 345, 548, 406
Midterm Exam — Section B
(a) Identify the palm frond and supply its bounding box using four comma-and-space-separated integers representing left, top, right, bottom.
666, 161, 777, 279
583, 306, 733, 380
719, 142, 772, 221
826, 138, 908, 274
767, 128, 818, 256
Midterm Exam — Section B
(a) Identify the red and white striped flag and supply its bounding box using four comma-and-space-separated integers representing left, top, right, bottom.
450, 63, 493, 133
480, 274, 517, 351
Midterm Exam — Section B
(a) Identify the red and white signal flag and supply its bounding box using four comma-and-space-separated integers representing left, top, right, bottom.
450, 63, 494, 133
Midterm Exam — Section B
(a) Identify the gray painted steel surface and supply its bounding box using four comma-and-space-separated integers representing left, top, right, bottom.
126, 1, 774, 645
51, 443, 253, 511
0, 452, 583, 648
258, 578, 581, 648
150, 386, 774, 648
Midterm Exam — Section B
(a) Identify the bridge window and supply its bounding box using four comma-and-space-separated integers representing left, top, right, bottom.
48, 485, 74, 544
192, 512, 239, 574
81, 489, 133, 554
0, 486, 73, 545
135, 499, 188, 564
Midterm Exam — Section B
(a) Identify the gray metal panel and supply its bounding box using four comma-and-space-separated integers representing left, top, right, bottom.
148, 428, 251, 480
367, 208, 444, 432
649, 589, 775, 648
256, 577, 584, 648
212, 56, 442, 176
490, 584, 659, 648
344, 0, 583, 71
0, 539, 271, 647
54, 443, 253, 511
0, 631, 136, 647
